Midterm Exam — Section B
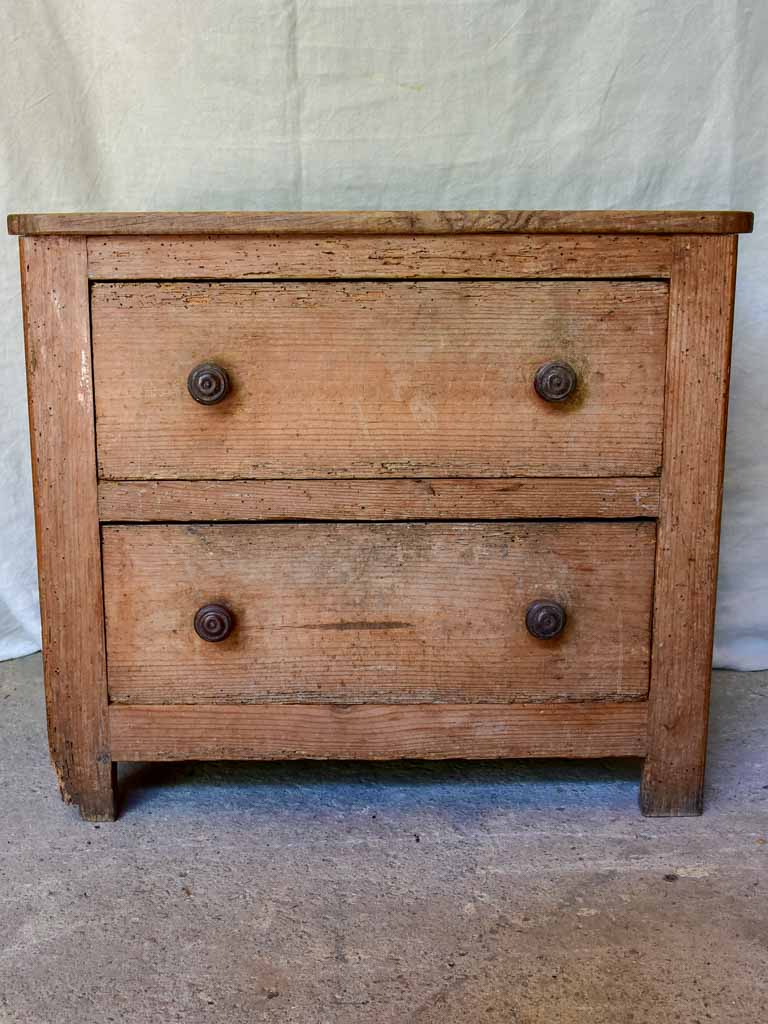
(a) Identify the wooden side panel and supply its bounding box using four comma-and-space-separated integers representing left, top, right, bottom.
641, 236, 738, 816
19, 237, 115, 821
97, 477, 661, 522
86, 232, 674, 279
109, 701, 648, 761
102, 522, 656, 705
91, 280, 668, 480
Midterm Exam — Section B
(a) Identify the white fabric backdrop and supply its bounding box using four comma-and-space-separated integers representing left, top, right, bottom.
1, 0, 766, 667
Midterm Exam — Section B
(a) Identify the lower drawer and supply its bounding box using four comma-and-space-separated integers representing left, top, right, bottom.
102, 521, 655, 705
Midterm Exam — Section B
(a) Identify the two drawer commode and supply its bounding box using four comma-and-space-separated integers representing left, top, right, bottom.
9, 209, 753, 820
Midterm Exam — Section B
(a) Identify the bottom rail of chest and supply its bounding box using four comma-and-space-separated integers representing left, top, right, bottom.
108, 701, 647, 762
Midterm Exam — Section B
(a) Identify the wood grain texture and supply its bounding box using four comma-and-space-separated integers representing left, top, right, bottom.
86, 233, 674, 280
102, 522, 656, 705
19, 237, 115, 821
109, 701, 648, 761
641, 236, 738, 816
8, 209, 753, 236
98, 477, 661, 522
91, 280, 668, 480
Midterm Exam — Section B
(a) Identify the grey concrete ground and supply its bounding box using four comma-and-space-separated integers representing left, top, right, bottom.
0, 654, 766, 1024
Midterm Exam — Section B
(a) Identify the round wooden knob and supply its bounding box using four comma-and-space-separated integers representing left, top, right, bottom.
194, 603, 235, 642
187, 363, 230, 405
525, 600, 566, 640
534, 361, 577, 402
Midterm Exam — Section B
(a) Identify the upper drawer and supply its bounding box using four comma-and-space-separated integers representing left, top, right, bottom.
91, 280, 668, 480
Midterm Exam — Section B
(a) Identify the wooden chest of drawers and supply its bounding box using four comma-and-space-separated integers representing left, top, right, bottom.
9, 209, 753, 820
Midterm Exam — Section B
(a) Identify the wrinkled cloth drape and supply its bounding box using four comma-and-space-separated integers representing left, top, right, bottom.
1, 0, 766, 666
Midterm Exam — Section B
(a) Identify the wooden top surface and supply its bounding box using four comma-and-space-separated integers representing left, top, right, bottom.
7, 209, 753, 236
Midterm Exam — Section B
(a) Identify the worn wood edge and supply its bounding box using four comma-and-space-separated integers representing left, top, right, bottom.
640, 235, 738, 817
19, 240, 67, 802
8, 210, 754, 236
109, 702, 648, 761
97, 478, 661, 522
108, 692, 650, 707
19, 236, 115, 821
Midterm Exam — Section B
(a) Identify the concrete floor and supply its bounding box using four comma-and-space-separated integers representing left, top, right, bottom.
0, 655, 766, 1023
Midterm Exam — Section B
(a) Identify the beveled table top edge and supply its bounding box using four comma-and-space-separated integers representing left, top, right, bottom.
7, 209, 754, 236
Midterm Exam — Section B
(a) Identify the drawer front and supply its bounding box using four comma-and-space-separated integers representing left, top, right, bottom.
92, 281, 667, 480
103, 521, 655, 705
